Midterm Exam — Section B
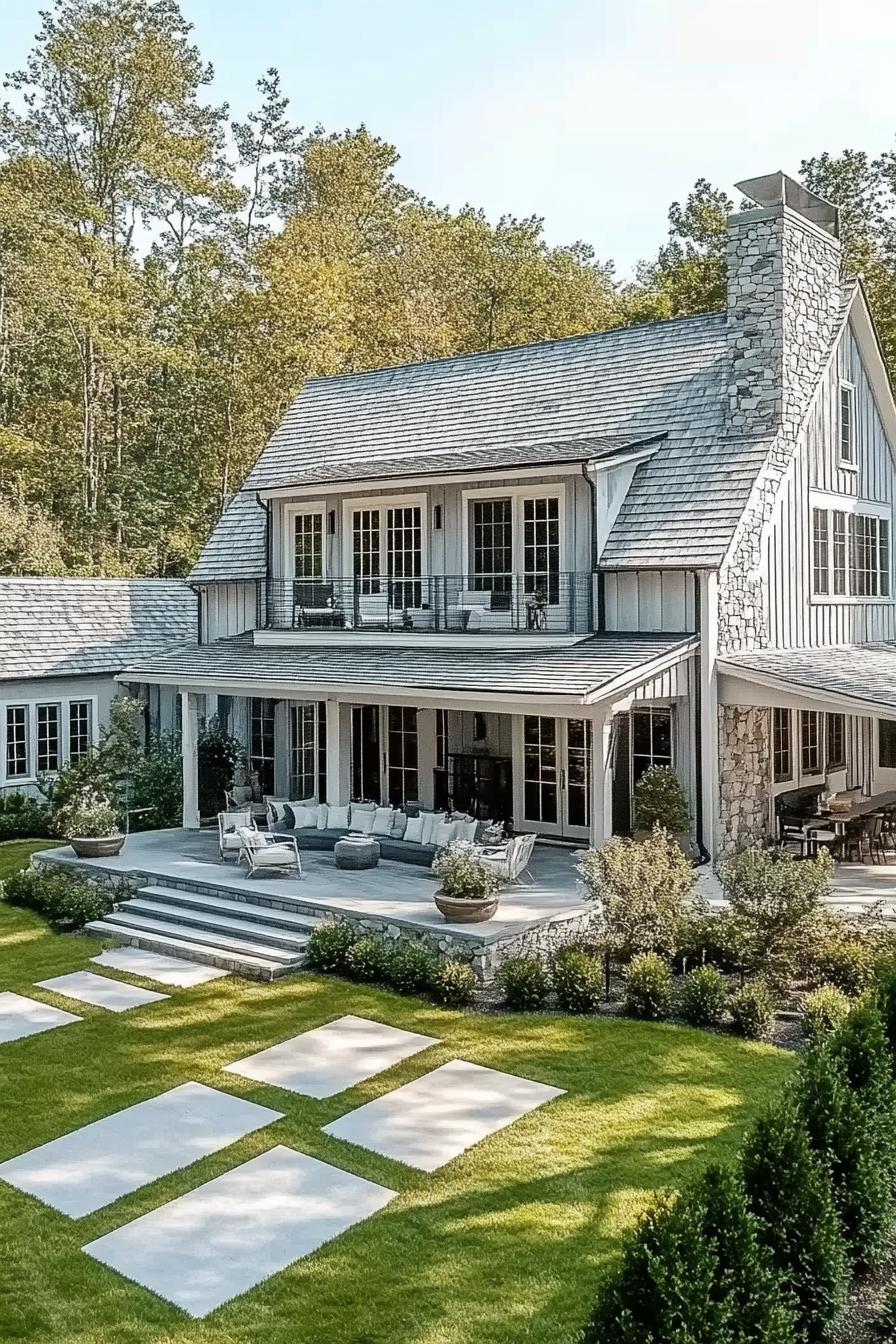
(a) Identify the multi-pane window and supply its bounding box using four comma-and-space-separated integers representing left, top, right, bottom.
812, 509, 830, 595
36, 704, 60, 774
773, 708, 792, 782
840, 381, 856, 465
289, 703, 317, 800
471, 498, 512, 593
69, 701, 92, 761
812, 507, 891, 597
5, 705, 28, 779
352, 509, 381, 594
523, 497, 560, 604
523, 715, 558, 824
631, 707, 673, 789
249, 698, 276, 797
435, 707, 447, 771
293, 513, 323, 579
800, 710, 822, 775
317, 702, 327, 802
826, 712, 846, 771
566, 718, 592, 828
386, 706, 418, 807
881, 719, 896, 770
387, 505, 422, 609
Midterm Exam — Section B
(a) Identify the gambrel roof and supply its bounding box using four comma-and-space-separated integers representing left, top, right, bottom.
0, 578, 197, 681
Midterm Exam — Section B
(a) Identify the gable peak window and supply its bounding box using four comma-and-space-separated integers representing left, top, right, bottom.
839, 381, 856, 467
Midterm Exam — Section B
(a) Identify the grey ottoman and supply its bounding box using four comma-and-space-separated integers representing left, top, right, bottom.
334, 836, 381, 870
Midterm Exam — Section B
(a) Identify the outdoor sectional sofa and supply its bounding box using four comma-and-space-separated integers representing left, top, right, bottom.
264, 798, 488, 869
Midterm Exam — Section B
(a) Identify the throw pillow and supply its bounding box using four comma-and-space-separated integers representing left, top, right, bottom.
454, 817, 478, 842
404, 815, 424, 844
327, 804, 350, 831
390, 811, 408, 838
286, 802, 316, 829
431, 820, 457, 847
352, 810, 376, 835
419, 811, 445, 846
350, 800, 376, 813
266, 799, 289, 825
316, 804, 329, 829
372, 806, 395, 836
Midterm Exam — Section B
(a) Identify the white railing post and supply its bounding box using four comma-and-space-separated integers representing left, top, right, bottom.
181, 690, 201, 829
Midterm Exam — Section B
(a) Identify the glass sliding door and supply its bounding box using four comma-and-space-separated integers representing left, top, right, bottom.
565, 719, 591, 833
352, 503, 424, 617
387, 505, 422, 610
352, 509, 382, 594
289, 703, 317, 800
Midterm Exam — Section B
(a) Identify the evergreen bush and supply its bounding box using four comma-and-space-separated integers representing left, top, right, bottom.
810, 934, 876, 996
0, 792, 53, 841
741, 1099, 850, 1341
678, 964, 727, 1027
344, 934, 390, 982
2, 865, 112, 929
830, 1001, 896, 1203
498, 955, 550, 1011
717, 847, 831, 986
428, 956, 476, 1006
552, 945, 602, 1014
802, 985, 851, 1043
304, 921, 358, 974
632, 764, 690, 834
729, 979, 775, 1039
623, 952, 672, 1021
386, 941, 437, 996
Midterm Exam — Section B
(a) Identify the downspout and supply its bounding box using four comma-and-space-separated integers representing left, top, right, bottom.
258, 492, 272, 628
581, 462, 605, 632
692, 570, 711, 864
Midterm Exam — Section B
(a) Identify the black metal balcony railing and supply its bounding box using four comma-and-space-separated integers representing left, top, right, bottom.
258, 573, 594, 635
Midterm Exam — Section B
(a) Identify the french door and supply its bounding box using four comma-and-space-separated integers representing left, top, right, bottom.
469, 492, 563, 622
350, 704, 420, 807
518, 715, 591, 839
350, 502, 424, 610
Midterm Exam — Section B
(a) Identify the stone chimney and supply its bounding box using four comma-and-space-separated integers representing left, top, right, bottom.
726, 171, 842, 439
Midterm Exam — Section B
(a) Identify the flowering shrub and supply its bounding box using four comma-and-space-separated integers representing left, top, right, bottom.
432, 841, 499, 901
55, 789, 120, 838
578, 827, 699, 960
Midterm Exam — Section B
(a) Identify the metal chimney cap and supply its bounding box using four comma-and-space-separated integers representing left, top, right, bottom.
735, 171, 839, 238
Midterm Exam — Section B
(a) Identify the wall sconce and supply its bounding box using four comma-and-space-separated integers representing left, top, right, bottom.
433, 504, 442, 530
327, 510, 336, 535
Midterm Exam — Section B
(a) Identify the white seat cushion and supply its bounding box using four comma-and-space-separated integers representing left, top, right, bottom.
352, 810, 376, 835
454, 818, 478, 842
372, 807, 395, 837
328, 805, 350, 831
431, 820, 457, 847
419, 812, 445, 846
404, 815, 424, 844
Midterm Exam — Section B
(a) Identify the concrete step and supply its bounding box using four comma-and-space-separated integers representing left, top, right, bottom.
135, 884, 321, 936
85, 921, 299, 981
97, 908, 305, 965
124, 896, 310, 954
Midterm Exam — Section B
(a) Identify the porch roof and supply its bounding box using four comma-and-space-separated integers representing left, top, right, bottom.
120, 632, 696, 706
719, 643, 896, 718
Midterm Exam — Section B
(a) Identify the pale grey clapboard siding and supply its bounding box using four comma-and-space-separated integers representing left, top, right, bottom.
602, 571, 696, 633
765, 320, 896, 648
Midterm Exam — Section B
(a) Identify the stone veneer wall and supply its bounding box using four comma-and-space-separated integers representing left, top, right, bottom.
717, 705, 772, 858
718, 207, 842, 656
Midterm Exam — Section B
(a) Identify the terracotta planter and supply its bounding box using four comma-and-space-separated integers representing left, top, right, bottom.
433, 889, 499, 923
69, 834, 125, 858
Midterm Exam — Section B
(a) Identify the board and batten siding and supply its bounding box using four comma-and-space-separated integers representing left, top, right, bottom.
602, 570, 696, 634
200, 582, 258, 643
765, 321, 896, 648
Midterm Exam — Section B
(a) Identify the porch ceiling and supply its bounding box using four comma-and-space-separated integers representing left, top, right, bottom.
119, 632, 696, 706
719, 643, 896, 719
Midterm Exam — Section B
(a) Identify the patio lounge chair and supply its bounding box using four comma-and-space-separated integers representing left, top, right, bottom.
218, 810, 255, 862
238, 827, 303, 878
478, 832, 536, 885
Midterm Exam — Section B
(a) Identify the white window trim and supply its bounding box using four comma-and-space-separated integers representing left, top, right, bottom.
808, 491, 893, 605
838, 379, 858, 471
340, 492, 428, 580
460, 483, 569, 586
0, 694, 99, 787
282, 501, 327, 579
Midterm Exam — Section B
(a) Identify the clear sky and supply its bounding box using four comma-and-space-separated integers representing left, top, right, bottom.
3, 0, 896, 276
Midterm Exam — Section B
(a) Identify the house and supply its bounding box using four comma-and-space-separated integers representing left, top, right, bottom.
0, 578, 196, 797
120, 170, 896, 862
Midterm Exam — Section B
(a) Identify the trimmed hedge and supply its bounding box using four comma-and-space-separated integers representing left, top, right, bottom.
2, 865, 112, 929
677, 963, 727, 1027
0, 793, 54, 842
728, 979, 775, 1040
498, 955, 550, 1011
552, 945, 602, 1014
624, 952, 672, 1021
304, 921, 474, 1005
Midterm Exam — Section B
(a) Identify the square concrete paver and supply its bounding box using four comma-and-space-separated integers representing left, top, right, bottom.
324, 1058, 565, 1171
0, 1082, 283, 1217
83, 1145, 397, 1317
0, 991, 81, 1044
91, 947, 230, 988
35, 970, 169, 1012
224, 1014, 440, 1099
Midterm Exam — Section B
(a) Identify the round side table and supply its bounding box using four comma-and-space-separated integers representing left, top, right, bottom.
334, 836, 381, 870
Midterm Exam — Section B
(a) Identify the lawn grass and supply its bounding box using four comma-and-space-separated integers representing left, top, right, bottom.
0, 839, 795, 1344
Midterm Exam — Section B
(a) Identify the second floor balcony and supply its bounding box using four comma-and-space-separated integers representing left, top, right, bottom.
259, 573, 594, 636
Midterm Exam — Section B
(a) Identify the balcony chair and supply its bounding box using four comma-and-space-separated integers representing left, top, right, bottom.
218, 810, 256, 862
238, 827, 303, 878
478, 831, 537, 885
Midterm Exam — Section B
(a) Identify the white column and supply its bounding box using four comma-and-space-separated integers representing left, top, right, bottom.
325, 699, 348, 805
589, 711, 613, 848
699, 572, 720, 860
273, 701, 290, 798
416, 708, 436, 809
181, 690, 200, 829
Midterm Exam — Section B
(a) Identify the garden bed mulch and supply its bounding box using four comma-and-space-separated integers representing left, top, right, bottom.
829, 1242, 896, 1342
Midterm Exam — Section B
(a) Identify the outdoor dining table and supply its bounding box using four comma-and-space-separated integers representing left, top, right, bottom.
809, 788, 896, 834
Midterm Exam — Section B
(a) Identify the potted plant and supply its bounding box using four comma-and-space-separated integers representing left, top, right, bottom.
431, 840, 501, 923
57, 789, 125, 858
632, 765, 692, 853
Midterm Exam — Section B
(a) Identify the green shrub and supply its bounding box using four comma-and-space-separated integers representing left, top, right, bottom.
386, 941, 437, 996
678, 964, 727, 1027
877, 1287, 896, 1340
718, 847, 832, 985
577, 826, 698, 960
2, 865, 112, 929
875, 959, 896, 1062
729, 979, 775, 1040
624, 952, 672, 1021
830, 1001, 896, 1203
428, 956, 476, 1007
741, 1098, 850, 1342
793, 1043, 894, 1266
129, 732, 183, 830
552, 945, 602, 1014
305, 921, 358, 973
677, 909, 739, 973
431, 841, 499, 901
498, 955, 549, 1011
344, 934, 390, 982
0, 792, 53, 842
802, 985, 851, 1044
632, 764, 690, 834
811, 935, 876, 997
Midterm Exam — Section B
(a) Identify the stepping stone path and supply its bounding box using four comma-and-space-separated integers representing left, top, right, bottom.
35, 970, 169, 1012
0, 1081, 282, 1217
323, 1058, 565, 1171
224, 1014, 440, 1098
83, 1145, 397, 1318
91, 946, 230, 988
0, 990, 81, 1044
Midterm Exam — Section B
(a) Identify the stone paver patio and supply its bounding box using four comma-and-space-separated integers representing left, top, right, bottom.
0, 990, 81, 1044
